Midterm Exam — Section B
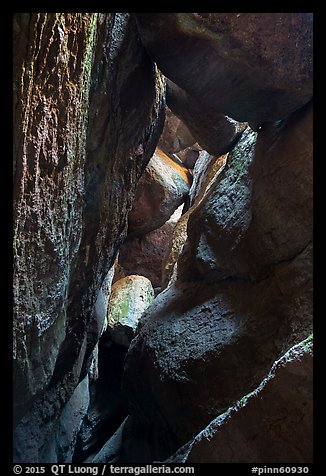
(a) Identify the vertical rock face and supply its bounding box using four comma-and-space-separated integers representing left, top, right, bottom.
41, 377, 90, 463
13, 12, 98, 427
122, 104, 312, 462
13, 12, 164, 462
13, 11, 313, 465
73, 339, 128, 463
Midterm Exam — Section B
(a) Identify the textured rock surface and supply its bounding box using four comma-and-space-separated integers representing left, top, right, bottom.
178, 127, 257, 281
128, 148, 192, 236
166, 79, 247, 155
40, 377, 90, 463
119, 207, 182, 288
181, 104, 313, 282
161, 212, 189, 290
122, 105, 313, 462
188, 151, 228, 207
107, 276, 154, 347
13, 13, 98, 429
176, 145, 201, 169
166, 337, 313, 463
74, 339, 127, 462
161, 152, 228, 289
135, 13, 313, 124
158, 107, 195, 155
91, 417, 128, 463
13, 11, 313, 466
13, 12, 164, 462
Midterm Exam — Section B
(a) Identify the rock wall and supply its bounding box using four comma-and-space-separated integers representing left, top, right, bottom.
122, 104, 312, 462
166, 336, 313, 463
13, 12, 164, 462
135, 13, 313, 124
13, 12, 313, 465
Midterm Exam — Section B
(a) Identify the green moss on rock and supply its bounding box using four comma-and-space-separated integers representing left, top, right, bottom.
107, 275, 154, 347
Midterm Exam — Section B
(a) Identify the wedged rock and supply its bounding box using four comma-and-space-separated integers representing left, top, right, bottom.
135, 13, 313, 124
107, 275, 155, 347
122, 105, 312, 462
74, 338, 128, 462
123, 245, 312, 463
161, 152, 228, 289
188, 151, 228, 207
158, 107, 196, 155
166, 79, 247, 155
128, 148, 192, 236
180, 103, 313, 282
176, 145, 201, 169
39, 377, 90, 463
178, 127, 257, 281
112, 253, 126, 285
91, 417, 128, 463
165, 337, 313, 463
13, 12, 165, 462
119, 206, 183, 288
161, 212, 189, 290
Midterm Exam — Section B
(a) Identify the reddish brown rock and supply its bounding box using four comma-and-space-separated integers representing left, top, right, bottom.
128, 148, 192, 236
122, 106, 312, 462
161, 211, 189, 289
188, 151, 228, 207
112, 254, 126, 284
119, 207, 182, 288
161, 153, 228, 289
181, 104, 313, 282
176, 145, 201, 169
135, 13, 313, 124
166, 337, 313, 463
166, 79, 247, 156
13, 13, 164, 462
158, 107, 195, 155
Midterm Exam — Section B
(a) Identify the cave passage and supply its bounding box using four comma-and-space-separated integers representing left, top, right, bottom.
13, 12, 313, 465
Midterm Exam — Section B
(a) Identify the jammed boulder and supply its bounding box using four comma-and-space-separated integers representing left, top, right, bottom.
122, 104, 312, 462
166, 79, 247, 155
161, 211, 189, 289
13, 10, 313, 466
13, 12, 164, 462
39, 377, 90, 463
176, 145, 201, 169
180, 103, 313, 282
135, 13, 313, 124
158, 107, 196, 155
91, 417, 128, 463
188, 151, 228, 207
73, 338, 128, 462
119, 206, 183, 288
107, 275, 155, 347
128, 148, 192, 236
161, 152, 228, 289
166, 337, 313, 463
